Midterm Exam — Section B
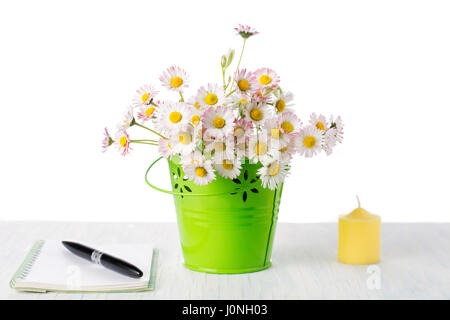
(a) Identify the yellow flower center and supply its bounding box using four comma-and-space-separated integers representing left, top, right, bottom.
271, 128, 282, 139
276, 99, 285, 112
280, 147, 287, 152
303, 136, 317, 148
234, 126, 244, 138
237, 79, 250, 91
195, 167, 207, 177
191, 115, 200, 126
119, 136, 128, 148
141, 93, 150, 103
259, 75, 272, 85
205, 93, 218, 105
214, 142, 226, 152
239, 99, 248, 103
281, 121, 294, 133
222, 160, 233, 170
170, 76, 183, 88
169, 111, 182, 123
179, 132, 192, 145
316, 121, 325, 130
255, 142, 268, 155
145, 107, 155, 117
250, 108, 263, 121
168, 143, 172, 149
195, 101, 201, 109
213, 117, 225, 128
268, 162, 281, 176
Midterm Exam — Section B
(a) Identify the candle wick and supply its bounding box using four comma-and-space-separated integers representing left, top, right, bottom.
356, 195, 361, 208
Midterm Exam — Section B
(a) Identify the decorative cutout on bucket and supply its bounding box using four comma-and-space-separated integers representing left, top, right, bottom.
230, 169, 260, 202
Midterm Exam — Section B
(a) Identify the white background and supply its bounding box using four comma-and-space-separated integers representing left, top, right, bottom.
1, 0, 449, 222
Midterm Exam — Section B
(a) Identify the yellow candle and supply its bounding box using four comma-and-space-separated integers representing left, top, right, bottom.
338, 196, 381, 265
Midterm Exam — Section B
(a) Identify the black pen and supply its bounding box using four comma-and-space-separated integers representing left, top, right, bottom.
62, 241, 143, 279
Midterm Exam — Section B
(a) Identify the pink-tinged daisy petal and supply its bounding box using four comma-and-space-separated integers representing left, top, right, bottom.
158, 138, 175, 159
101, 127, 114, 153
279, 136, 297, 161
234, 24, 259, 39
329, 115, 344, 143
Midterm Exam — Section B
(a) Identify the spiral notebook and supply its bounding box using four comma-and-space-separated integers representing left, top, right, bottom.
10, 240, 157, 293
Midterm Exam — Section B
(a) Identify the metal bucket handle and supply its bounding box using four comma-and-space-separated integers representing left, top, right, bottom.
145, 156, 246, 197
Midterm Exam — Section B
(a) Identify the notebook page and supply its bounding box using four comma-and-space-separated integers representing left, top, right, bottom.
21, 241, 153, 289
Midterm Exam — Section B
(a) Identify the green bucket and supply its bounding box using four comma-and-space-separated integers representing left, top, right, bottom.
145, 157, 283, 274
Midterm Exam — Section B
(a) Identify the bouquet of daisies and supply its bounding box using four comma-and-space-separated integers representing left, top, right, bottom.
103, 25, 344, 190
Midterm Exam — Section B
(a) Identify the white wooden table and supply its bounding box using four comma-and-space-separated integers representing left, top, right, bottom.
1, 222, 449, 300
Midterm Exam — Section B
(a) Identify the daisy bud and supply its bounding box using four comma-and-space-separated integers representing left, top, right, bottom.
221, 55, 227, 68
226, 49, 235, 68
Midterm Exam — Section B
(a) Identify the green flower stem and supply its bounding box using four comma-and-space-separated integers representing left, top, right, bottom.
225, 89, 236, 97
131, 141, 158, 146
235, 38, 247, 76
179, 91, 184, 102
130, 139, 158, 143
230, 38, 247, 93
134, 122, 167, 140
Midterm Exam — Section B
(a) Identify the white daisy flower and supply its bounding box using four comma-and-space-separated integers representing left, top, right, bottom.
252, 89, 273, 104
158, 138, 175, 159
234, 69, 257, 95
329, 115, 344, 143
278, 136, 297, 161
233, 119, 254, 144
182, 152, 216, 186
195, 83, 227, 109
133, 84, 159, 108
101, 127, 114, 153
202, 106, 236, 138
273, 91, 294, 114
323, 129, 337, 156
258, 159, 290, 190
254, 68, 280, 89
114, 127, 131, 156
235, 139, 249, 160
248, 133, 280, 164
181, 150, 204, 166
187, 96, 208, 116
159, 66, 189, 92
234, 24, 259, 39
244, 102, 270, 125
154, 102, 193, 136
279, 111, 302, 135
204, 137, 236, 163
214, 158, 242, 180
170, 125, 198, 156
295, 125, 324, 158
309, 113, 329, 131
121, 106, 135, 129
137, 104, 157, 122
264, 117, 290, 148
